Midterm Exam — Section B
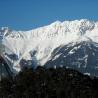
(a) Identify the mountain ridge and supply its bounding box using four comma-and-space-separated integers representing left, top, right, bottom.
0, 19, 98, 75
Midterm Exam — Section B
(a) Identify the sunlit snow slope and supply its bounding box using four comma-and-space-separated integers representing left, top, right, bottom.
0, 19, 98, 74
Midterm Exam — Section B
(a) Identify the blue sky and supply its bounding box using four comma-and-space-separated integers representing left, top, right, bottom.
0, 0, 98, 30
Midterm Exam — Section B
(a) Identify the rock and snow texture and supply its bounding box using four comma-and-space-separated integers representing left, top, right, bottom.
0, 19, 98, 74
45, 41, 98, 76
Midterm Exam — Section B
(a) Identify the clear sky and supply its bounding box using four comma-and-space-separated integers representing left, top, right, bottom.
0, 0, 98, 30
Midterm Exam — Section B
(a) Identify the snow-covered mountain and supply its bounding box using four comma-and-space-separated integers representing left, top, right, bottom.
0, 19, 98, 75
45, 41, 98, 76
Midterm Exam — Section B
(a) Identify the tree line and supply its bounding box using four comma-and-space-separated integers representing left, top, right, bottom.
0, 66, 98, 98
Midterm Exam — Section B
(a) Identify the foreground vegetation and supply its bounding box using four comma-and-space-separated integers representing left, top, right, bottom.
0, 66, 98, 98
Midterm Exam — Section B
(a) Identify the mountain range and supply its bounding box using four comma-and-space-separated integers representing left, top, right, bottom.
0, 19, 98, 76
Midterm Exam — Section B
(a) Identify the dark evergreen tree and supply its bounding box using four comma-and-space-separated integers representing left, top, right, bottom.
0, 66, 98, 98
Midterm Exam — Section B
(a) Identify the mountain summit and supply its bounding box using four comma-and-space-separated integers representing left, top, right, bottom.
0, 19, 98, 76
